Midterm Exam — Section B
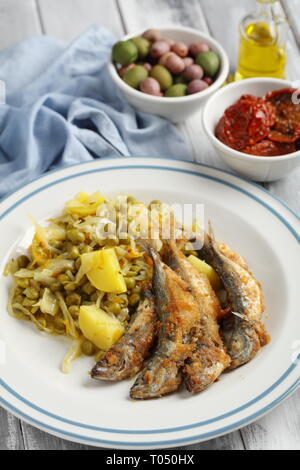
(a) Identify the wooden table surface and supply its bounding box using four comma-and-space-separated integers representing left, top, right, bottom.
0, 0, 299, 451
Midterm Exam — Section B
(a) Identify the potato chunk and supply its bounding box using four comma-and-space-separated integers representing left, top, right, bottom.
79, 305, 124, 350
81, 248, 127, 294
188, 254, 221, 290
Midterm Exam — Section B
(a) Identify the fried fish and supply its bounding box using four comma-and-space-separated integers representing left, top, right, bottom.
91, 287, 157, 381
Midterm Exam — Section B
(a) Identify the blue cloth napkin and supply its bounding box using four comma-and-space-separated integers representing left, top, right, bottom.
0, 25, 192, 198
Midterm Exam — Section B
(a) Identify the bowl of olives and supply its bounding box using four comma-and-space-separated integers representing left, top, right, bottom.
108, 26, 229, 122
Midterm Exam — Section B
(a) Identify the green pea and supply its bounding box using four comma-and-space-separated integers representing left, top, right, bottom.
150, 65, 173, 91
66, 293, 81, 306
124, 65, 148, 89
196, 51, 220, 77
165, 84, 187, 97
105, 237, 119, 247
81, 245, 93, 254
82, 282, 96, 295
67, 229, 85, 244
64, 282, 77, 292
125, 277, 136, 290
131, 37, 150, 59
112, 40, 138, 66
17, 255, 30, 269
107, 302, 121, 315
129, 293, 140, 306
14, 294, 24, 304
50, 282, 61, 292
69, 305, 79, 318
24, 287, 39, 300
54, 316, 65, 332
23, 298, 36, 307
16, 279, 29, 288
57, 274, 69, 284
68, 246, 80, 259
81, 340, 95, 356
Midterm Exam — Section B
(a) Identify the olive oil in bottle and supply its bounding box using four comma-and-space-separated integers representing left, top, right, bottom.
235, 0, 288, 80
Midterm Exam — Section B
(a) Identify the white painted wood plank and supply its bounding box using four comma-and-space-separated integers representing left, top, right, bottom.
242, 390, 300, 450
0, 0, 41, 49
37, 0, 124, 40
20, 421, 97, 450
0, 407, 24, 450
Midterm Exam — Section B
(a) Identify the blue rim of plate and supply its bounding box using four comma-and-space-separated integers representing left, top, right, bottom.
0, 158, 299, 447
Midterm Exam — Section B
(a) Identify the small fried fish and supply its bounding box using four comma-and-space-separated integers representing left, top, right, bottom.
91, 287, 157, 381
130, 244, 199, 400
164, 238, 230, 393
198, 226, 269, 369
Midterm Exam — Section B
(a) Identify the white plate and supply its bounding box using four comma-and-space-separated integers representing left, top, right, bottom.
0, 157, 299, 449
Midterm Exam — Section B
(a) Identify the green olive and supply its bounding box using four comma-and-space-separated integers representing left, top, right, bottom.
124, 65, 148, 89
150, 65, 173, 91
129, 293, 141, 306
17, 255, 30, 269
195, 51, 220, 76
81, 340, 95, 356
165, 84, 187, 97
107, 302, 121, 315
82, 282, 96, 295
67, 229, 85, 244
173, 74, 188, 85
131, 37, 150, 59
112, 40, 138, 66
66, 293, 81, 306
125, 277, 136, 290
69, 305, 80, 318
24, 287, 39, 300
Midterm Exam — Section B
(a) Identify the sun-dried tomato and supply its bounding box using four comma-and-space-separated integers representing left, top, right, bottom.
217, 95, 276, 151
244, 139, 296, 157
265, 88, 300, 143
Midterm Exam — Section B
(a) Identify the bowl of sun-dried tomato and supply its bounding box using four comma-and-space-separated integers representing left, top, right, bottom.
202, 78, 300, 181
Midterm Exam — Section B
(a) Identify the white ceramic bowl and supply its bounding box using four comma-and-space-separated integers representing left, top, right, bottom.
108, 26, 229, 123
203, 77, 300, 182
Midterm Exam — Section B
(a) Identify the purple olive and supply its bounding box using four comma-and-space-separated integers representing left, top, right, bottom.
187, 79, 209, 94
203, 76, 213, 85
140, 77, 161, 95
143, 62, 152, 72
119, 63, 136, 78
165, 38, 175, 47
183, 57, 194, 68
183, 64, 204, 81
171, 42, 188, 57
189, 41, 210, 57
159, 51, 176, 66
165, 54, 185, 75
150, 40, 170, 58
142, 29, 161, 42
